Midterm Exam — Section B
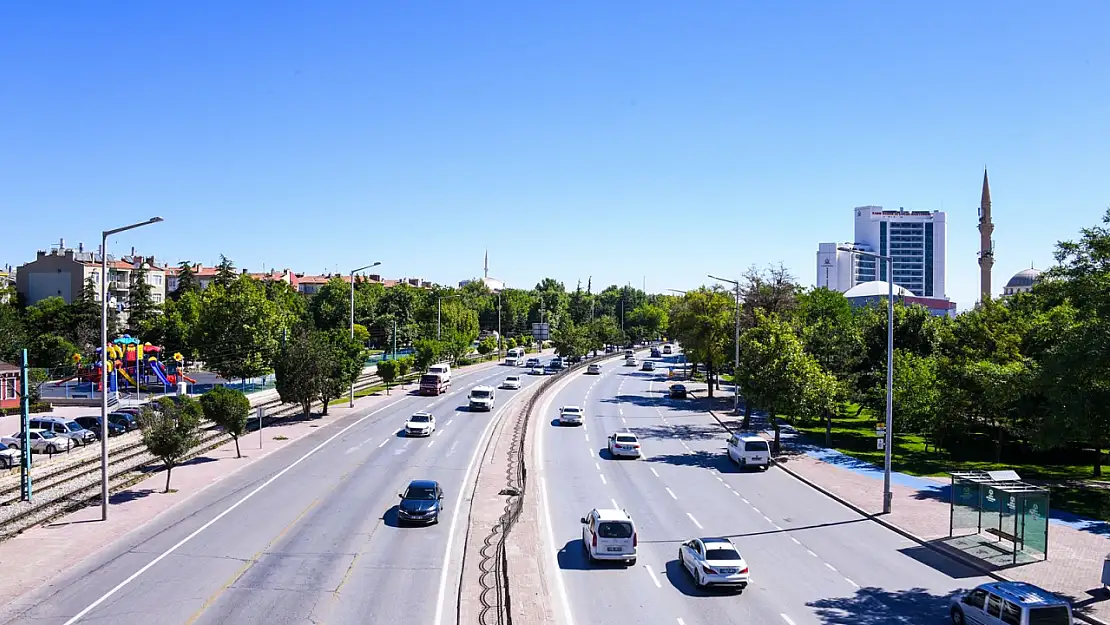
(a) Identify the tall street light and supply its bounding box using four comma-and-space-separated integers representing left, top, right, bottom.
101, 216, 163, 521
349, 262, 381, 408
667, 289, 687, 295
708, 275, 742, 416
839, 245, 895, 514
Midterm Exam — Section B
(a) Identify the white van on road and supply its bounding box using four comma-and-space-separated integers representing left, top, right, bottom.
581, 508, 637, 565
428, 363, 451, 383
726, 434, 771, 470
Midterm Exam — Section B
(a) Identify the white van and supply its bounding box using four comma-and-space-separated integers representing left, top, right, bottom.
726, 433, 771, 470
581, 508, 637, 565
507, 347, 525, 361
428, 363, 451, 384
468, 385, 496, 411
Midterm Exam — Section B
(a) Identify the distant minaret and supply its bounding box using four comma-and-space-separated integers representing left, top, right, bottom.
484, 249, 489, 279
977, 169, 994, 302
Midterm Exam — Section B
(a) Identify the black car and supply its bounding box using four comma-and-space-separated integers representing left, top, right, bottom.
397, 480, 443, 525
651, 348, 662, 358
74, 416, 126, 439
669, 384, 688, 399
107, 411, 140, 431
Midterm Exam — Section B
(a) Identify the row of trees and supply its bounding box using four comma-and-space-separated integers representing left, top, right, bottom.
667, 210, 1110, 476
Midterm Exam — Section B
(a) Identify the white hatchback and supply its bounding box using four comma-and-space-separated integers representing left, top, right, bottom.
501, 375, 522, 390
679, 537, 750, 590
581, 508, 637, 565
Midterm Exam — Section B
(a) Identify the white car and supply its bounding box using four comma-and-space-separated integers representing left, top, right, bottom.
607, 432, 641, 458
582, 508, 637, 565
625, 356, 637, 366
525, 358, 541, 368
530, 365, 545, 376
586, 363, 601, 375
404, 412, 436, 437
0, 442, 22, 469
679, 537, 750, 591
2, 429, 72, 454
502, 375, 522, 390
559, 406, 584, 426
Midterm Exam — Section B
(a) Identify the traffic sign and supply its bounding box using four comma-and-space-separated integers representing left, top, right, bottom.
877, 438, 886, 450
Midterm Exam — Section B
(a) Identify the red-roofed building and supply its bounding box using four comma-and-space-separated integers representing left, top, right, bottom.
0, 362, 19, 411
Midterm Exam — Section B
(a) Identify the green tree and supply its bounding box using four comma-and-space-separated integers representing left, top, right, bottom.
891, 350, 942, 449
274, 326, 323, 418
148, 290, 202, 362
28, 334, 80, 368
669, 288, 733, 397
413, 339, 443, 371
0, 300, 26, 363
396, 355, 413, 385
213, 255, 237, 289
316, 329, 366, 414
200, 386, 251, 458
197, 276, 282, 382
377, 358, 398, 394
551, 319, 591, 359
793, 287, 861, 440
139, 396, 202, 493
172, 261, 200, 299
625, 303, 668, 344
307, 277, 350, 331
127, 264, 159, 333
588, 315, 624, 353
740, 263, 800, 329
477, 336, 497, 358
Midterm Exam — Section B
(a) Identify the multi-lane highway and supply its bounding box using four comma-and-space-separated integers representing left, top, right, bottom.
535, 349, 991, 625
0, 358, 544, 625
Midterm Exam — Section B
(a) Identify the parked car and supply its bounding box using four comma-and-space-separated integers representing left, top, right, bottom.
950, 581, 1073, 625
669, 384, 688, 399
0, 442, 23, 469
2, 429, 72, 454
678, 537, 750, 591
28, 417, 96, 447
73, 416, 126, 439
397, 479, 444, 525
108, 411, 140, 431
581, 508, 637, 565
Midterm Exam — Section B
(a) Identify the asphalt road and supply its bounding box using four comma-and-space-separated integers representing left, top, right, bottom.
536, 349, 991, 625
1, 357, 551, 625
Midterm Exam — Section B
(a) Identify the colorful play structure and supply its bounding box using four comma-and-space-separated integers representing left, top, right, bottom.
54, 335, 196, 393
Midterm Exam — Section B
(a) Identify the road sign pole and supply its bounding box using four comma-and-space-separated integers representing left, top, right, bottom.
258, 406, 264, 449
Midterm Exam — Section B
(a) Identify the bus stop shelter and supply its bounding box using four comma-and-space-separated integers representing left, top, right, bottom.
948, 470, 1050, 566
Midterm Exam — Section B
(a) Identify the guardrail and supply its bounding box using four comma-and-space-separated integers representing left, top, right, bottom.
0, 370, 385, 542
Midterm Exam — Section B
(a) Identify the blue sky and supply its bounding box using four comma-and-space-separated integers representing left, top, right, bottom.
3, 1, 1108, 308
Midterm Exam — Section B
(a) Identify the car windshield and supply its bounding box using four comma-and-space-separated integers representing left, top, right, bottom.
705, 548, 742, 561
563, 408, 581, 414
410, 415, 431, 423
66, 422, 83, 432
471, 390, 490, 399
39, 431, 55, 439
672, 385, 685, 391
1027, 606, 1070, 625
404, 486, 437, 500
506, 377, 519, 382
598, 522, 633, 538
615, 435, 637, 443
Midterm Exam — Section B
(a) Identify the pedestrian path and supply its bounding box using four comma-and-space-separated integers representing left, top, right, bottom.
712, 407, 1110, 623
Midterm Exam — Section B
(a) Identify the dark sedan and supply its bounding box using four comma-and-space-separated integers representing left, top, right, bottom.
108, 411, 140, 431
397, 480, 443, 525
74, 416, 126, 439
669, 384, 688, 399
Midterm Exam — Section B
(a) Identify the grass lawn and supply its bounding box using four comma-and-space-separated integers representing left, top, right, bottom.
795, 406, 1110, 521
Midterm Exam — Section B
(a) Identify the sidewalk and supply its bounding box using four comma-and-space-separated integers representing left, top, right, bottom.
702, 399, 1110, 624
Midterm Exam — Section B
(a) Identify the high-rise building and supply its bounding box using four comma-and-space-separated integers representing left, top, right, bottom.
816, 206, 947, 298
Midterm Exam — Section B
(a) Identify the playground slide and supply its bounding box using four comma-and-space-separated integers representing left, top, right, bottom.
181, 374, 197, 384
150, 360, 171, 386
118, 369, 137, 387
53, 374, 80, 386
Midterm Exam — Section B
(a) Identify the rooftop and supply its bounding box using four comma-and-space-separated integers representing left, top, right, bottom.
844, 280, 915, 298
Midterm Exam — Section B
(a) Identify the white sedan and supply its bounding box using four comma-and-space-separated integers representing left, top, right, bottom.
679, 537, 750, 591
607, 432, 642, 458
404, 412, 436, 437
558, 406, 584, 426
1, 429, 72, 454
502, 375, 522, 390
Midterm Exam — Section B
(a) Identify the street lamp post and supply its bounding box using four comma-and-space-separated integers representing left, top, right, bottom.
349, 262, 381, 408
839, 245, 895, 514
496, 292, 502, 359
101, 216, 163, 521
709, 275, 742, 416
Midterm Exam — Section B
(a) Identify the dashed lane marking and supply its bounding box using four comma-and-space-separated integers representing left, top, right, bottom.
781, 615, 797, 625
825, 562, 838, 572
650, 468, 660, 478
665, 487, 678, 500
599, 474, 607, 485
645, 566, 662, 588
686, 513, 703, 529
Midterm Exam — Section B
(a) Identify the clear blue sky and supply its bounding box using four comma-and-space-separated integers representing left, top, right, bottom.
3, 1, 1108, 308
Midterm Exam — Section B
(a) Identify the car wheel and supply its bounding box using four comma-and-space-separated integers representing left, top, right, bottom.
950, 607, 964, 625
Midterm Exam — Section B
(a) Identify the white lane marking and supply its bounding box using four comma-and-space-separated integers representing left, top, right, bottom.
680, 442, 690, 451
403, 439, 413, 447
677, 620, 687, 625
665, 487, 678, 500
763, 515, 773, 524
621, 417, 627, 424
645, 566, 662, 588
599, 474, 607, 485
584, 433, 589, 442
434, 392, 524, 625
714, 476, 724, 482
686, 513, 703, 529
650, 468, 660, 477
444, 419, 452, 427
781, 615, 797, 625
741, 497, 750, 504
378, 439, 389, 448
428, 441, 436, 448
845, 577, 860, 588
790, 537, 801, 545
750, 506, 761, 514
595, 462, 600, 470
824, 562, 838, 572
611, 498, 619, 509
807, 549, 818, 557
60, 396, 410, 625
587, 448, 593, 459
445, 441, 459, 457
771, 524, 782, 531
619, 408, 624, 416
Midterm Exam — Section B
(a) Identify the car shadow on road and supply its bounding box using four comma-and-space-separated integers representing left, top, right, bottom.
644, 450, 739, 472
807, 586, 963, 624
557, 539, 634, 571
663, 559, 743, 597
627, 423, 727, 443
382, 505, 437, 528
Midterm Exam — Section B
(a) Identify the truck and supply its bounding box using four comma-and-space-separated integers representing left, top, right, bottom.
420, 373, 449, 396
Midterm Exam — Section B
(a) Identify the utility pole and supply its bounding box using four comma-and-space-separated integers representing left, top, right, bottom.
20, 348, 31, 502
496, 292, 502, 358
349, 262, 381, 408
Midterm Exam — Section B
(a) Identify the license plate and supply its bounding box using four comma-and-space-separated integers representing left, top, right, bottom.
607, 547, 623, 552
718, 568, 736, 574
750, 456, 762, 461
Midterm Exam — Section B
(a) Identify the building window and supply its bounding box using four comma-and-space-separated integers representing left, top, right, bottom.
152, 274, 163, 286
3, 377, 15, 400
153, 293, 163, 303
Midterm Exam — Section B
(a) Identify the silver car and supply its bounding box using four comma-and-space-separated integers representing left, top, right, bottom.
1, 429, 72, 454
679, 537, 750, 591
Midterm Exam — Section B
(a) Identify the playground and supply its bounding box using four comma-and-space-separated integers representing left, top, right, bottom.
50, 335, 197, 399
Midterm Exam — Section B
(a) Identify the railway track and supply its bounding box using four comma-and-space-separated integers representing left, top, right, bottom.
0, 371, 385, 541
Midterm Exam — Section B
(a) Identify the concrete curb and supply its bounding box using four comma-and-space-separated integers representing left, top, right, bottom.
703, 409, 1107, 625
